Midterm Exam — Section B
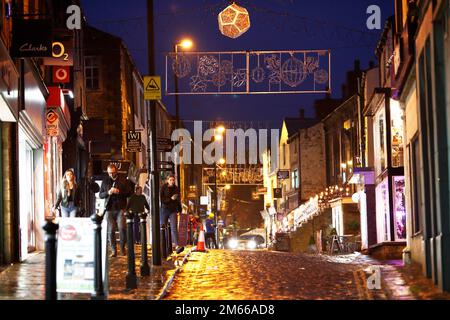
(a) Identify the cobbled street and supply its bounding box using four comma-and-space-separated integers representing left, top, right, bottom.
165, 249, 390, 300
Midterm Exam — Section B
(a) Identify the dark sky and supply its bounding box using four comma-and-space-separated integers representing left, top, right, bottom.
81, 0, 394, 128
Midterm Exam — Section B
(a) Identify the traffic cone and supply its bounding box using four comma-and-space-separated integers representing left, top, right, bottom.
195, 228, 207, 253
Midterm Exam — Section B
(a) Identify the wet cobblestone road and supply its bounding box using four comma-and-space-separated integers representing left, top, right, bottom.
165, 250, 367, 300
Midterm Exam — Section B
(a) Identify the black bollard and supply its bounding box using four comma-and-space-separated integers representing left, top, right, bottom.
167, 223, 172, 256
139, 212, 150, 276
125, 211, 138, 290
43, 219, 59, 300
161, 224, 167, 259
91, 213, 105, 300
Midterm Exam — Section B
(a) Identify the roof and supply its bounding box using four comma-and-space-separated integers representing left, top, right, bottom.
283, 117, 319, 138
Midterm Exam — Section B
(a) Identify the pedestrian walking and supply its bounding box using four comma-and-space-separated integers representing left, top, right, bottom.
52, 169, 82, 218
126, 185, 150, 244
99, 164, 132, 257
205, 213, 217, 249
189, 213, 200, 245
160, 174, 184, 254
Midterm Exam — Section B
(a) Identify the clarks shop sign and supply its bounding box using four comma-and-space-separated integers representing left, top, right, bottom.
11, 19, 52, 58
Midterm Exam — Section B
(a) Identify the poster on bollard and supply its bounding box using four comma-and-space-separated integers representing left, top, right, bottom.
56, 218, 108, 294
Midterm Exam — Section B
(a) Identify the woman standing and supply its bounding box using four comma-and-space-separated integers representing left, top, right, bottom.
53, 169, 82, 218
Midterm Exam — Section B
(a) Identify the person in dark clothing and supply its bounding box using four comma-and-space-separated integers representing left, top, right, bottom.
126, 185, 150, 244
99, 164, 132, 257
160, 174, 184, 254
52, 168, 82, 218
205, 213, 217, 249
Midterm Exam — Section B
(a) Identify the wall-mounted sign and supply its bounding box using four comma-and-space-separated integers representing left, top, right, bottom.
53, 66, 71, 83
126, 131, 142, 153
11, 18, 52, 58
157, 137, 173, 152
46, 109, 59, 137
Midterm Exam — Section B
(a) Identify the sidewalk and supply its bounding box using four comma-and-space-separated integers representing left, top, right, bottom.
0, 245, 187, 300
322, 252, 450, 300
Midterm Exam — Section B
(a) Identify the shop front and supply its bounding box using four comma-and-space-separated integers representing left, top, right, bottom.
45, 87, 71, 219
367, 93, 407, 259
18, 60, 48, 261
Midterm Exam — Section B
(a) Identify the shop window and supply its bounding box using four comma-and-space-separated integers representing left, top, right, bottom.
376, 178, 391, 243
391, 99, 404, 168
85, 56, 100, 90
374, 107, 387, 176
291, 169, 299, 190
393, 176, 406, 240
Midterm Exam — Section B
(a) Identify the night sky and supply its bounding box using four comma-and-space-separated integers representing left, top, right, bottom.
81, 0, 394, 128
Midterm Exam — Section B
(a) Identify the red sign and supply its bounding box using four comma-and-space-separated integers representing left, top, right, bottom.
53, 66, 70, 83
60, 225, 77, 241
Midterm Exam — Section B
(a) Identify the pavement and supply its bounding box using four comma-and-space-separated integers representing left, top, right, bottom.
1, 247, 450, 300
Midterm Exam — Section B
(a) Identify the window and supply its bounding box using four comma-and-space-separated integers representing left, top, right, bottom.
391, 99, 404, 168
85, 56, 100, 90
139, 90, 145, 127
282, 144, 286, 166
291, 169, 299, 190
410, 137, 422, 234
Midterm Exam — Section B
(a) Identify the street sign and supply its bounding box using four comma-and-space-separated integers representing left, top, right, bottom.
157, 137, 173, 152
144, 76, 161, 100
277, 170, 290, 180
126, 131, 142, 153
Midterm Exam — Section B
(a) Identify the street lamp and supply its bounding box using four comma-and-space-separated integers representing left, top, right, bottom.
174, 38, 194, 129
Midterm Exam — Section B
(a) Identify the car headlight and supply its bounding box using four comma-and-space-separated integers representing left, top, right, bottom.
228, 239, 238, 249
246, 240, 257, 249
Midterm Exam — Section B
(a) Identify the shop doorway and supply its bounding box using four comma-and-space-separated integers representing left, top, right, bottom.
19, 130, 37, 259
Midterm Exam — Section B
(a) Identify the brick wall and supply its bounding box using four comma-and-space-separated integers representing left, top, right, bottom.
299, 122, 326, 201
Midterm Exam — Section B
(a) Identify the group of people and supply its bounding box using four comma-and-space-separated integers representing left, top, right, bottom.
51, 164, 185, 257
188, 212, 225, 249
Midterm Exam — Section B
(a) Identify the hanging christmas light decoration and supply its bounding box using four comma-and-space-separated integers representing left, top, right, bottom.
218, 2, 251, 39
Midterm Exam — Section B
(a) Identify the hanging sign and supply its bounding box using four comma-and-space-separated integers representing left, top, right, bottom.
46, 109, 59, 137
53, 66, 71, 83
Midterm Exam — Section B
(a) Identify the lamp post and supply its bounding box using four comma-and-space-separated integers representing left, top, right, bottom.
214, 157, 226, 248
173, 38, 193, 191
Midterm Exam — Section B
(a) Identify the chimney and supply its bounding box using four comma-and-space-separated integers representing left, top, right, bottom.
354, 59, 361, 71
369, 60, 375, 69
299, 108, 305, 119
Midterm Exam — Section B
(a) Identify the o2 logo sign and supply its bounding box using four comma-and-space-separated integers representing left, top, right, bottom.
66, 5, 82, 30
366, 5, 382, 30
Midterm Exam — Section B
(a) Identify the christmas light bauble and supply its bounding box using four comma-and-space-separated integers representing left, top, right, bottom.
218, 3, 251, 39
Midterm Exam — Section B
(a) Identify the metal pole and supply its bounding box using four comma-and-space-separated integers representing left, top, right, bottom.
147, 0, 161, 266
43, 220, 58, 300
167, 223, 172, 255
125, 211, 137, 290
214, 165, 219, 248
139, 212, 150, 276
161, 224, 167, 259
91, 213, 105, 300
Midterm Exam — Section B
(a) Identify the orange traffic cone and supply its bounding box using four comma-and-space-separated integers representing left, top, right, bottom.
195, 226, 207, 253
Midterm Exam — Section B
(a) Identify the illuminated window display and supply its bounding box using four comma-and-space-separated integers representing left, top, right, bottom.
393, 176, 406, 240
391, 100, 404, 168
376, 178, 391, 243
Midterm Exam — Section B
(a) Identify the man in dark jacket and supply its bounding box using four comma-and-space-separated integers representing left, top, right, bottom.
160, 174, 184, 254
99, 164, 132, 257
